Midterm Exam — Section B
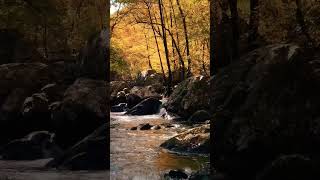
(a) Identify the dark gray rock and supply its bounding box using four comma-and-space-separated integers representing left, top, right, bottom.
164, 76, 210, 118
125, 98, 162, 116
51, 78, 107, 148
0, 131, 61, 160
46, 123, 108, 170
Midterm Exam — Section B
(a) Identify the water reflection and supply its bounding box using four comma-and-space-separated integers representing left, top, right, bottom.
110, 112, 209, 179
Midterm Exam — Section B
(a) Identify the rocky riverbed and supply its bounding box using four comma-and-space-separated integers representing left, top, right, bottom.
110, 112, 209, 179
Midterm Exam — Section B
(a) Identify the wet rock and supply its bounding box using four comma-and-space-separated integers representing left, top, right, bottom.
0, 131, 61, 160
138, 123, 153, 130
51, 78, 107, 148
188, 110, 211, 123
126, 93, 142, 109
164, 76, 210, 118
130, 127, 138, 130
151, 125, 161, 130
164, 169, 188, 179
161, 124, 210, 154
46, 123, 108, 170
125, 98, 162, 116
111, 103, 127, 112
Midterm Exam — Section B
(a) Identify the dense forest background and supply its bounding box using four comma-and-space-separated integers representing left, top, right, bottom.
111, 0, 320, 81
111, 0, 210, 81
0, 0, 108, 59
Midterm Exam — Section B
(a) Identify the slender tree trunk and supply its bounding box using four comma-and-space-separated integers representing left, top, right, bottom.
144, 33, 153, 69
145, 1, 166, 81
176, 0, 191, 76
248, 0, 259, 44
169, 0, 184, 80
229, 0, 239, 60
158, 0, 173, 95
202, 42, 208, 76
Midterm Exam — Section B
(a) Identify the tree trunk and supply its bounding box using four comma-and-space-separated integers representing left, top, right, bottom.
145, 1, 167, 81
248, 0, 259, 44
158, 0, 173, 95
144, 33, 153, 70
176, 0, 191, 76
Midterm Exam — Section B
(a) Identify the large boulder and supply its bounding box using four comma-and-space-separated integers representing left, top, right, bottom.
46, 123, 108, 170
130, 84, 163, 99
212, 44, 320, 179
0, 63, 50, 144
78, 30, 108, 80
126, 93, 142, 109
51, 78, 107, 148
164, 76, 210, 118
125, 98, 162, 115
160, 124, 210, 154
0, 29, 43, 64
110, 81, 133, 106
0, 131, 61, 160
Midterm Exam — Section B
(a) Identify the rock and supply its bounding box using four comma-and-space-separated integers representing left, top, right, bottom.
47, 61, 79, 85
0, 131, 61, 160
211, 44, 320, 179
164, 76, 210, 118
46, 123, 108, 170
0, 63, 50, 144
161, 124, 210, 154
130, 85, 162, 99
135, 69, 164, 86
125, 98, 162, 115
151, 125, 161, 130
164, 169, 188, 179
78, 30, 108, 80
21, 93, 51, 131
111, 103, 127, 112
22, 93, 49, 116
130, 127, 138, 130
0, 29, 43, 64
126, 93, 142, 109
257, 155, 320, 180
188, 110, 211, 123
110, 81, 133, 106
51, 78, 107, 148
41, 83, 66, 101
138, 123, 153, 130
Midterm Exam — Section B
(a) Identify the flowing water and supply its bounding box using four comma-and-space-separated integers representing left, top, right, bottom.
110, 112, 209, 180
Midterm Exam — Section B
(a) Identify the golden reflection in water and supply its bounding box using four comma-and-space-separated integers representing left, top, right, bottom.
155, 150, 207, 172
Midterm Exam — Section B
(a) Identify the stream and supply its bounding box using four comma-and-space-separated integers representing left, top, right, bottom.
110, 112, 209, 180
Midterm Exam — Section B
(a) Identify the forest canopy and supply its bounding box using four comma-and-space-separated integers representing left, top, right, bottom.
111, 0, 210, 80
